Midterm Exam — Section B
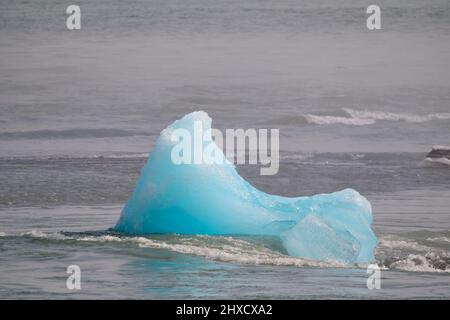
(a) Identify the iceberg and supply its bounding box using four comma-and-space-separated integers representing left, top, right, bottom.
115, 111, 377, 264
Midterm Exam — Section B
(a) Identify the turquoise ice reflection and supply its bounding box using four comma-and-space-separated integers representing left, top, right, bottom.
115, 111, 377, 264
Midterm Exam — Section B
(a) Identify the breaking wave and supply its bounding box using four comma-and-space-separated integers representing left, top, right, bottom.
304, 114, 375, 126
426, 237, 450, 243
388, 253, 450, 273
376, 235, 450, 273
422, 157, 450, 166
17, 230, 347, 268
343, 108, 450, 123
377, 238, 430, 252
5, 230, 450, 273
304, 108, 450, 126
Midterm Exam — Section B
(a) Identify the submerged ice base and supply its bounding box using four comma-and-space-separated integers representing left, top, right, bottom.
115, 111, 377, 264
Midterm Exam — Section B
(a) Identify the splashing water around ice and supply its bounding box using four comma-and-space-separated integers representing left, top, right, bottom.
115, 111, 377, 264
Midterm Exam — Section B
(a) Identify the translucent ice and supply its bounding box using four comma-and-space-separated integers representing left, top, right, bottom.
115, 111, 377, 264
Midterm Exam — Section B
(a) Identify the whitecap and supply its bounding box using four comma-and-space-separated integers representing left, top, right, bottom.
390, 253, 450, 273
304, 114, 375, 126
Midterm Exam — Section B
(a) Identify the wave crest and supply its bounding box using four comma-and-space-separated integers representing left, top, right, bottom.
17, 230, 348, 268
13, 230, 450, 273
304, 108, 450, 126
304, 114, 375, 126
343, 108, 450, 123
389, 253, 450, 273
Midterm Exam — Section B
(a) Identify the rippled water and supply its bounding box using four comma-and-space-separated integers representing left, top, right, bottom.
1, 0, 449, 299
0, 153, 449, 299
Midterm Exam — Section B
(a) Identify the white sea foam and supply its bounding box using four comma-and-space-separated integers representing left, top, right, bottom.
423, 157, 450, 166
426, 237, 450, 243
23, 229, 69, 240
304, 108, 450, 126
17, 230, 450, 273
343, 108, 450, 123
390, 253, 450, 273
24, 230, 48, 238
304, 114, 375, 126
378, 238, 430, 251
378, 237, 450, 273
110, 235, 346, 268
24, 231, 347, 268
144, 244, 346, 268
431, 145, 450, 151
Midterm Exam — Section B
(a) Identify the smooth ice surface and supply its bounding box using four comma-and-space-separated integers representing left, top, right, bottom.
115, 111, 377, 264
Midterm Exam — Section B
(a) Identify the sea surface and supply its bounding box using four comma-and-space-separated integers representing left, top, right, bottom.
0, 0, 449, 299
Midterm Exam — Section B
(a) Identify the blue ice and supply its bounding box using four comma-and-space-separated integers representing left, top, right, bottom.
115, 111, 377, 264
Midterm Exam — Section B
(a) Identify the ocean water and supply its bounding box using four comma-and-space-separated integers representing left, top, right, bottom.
0, 0, 450, 299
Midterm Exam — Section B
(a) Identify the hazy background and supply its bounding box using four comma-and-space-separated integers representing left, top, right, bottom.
0, 0, 449, 299
1, 0, 449, 157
